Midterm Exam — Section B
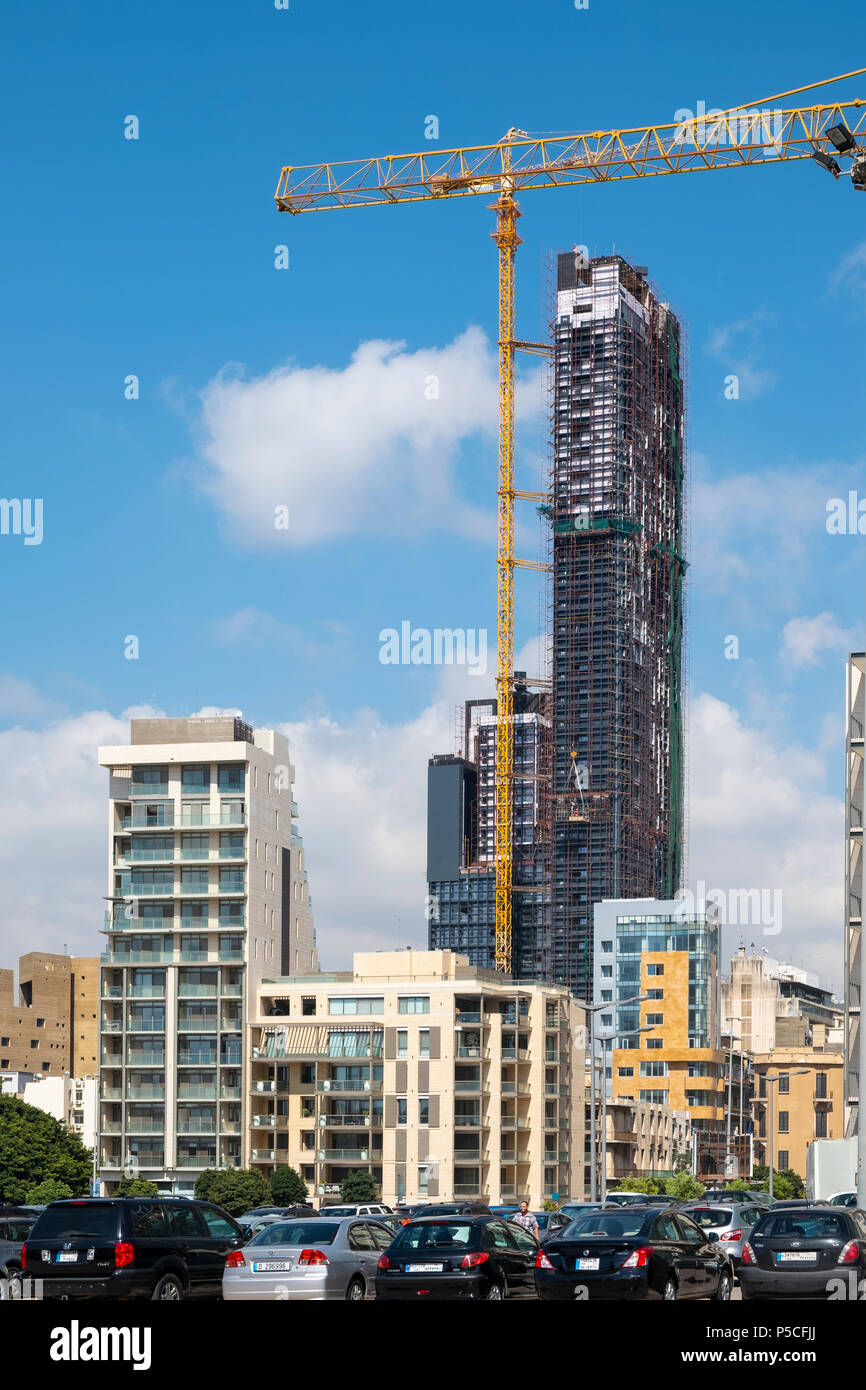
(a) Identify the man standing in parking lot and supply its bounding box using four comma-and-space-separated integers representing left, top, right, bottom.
512, 1202, 539, 1239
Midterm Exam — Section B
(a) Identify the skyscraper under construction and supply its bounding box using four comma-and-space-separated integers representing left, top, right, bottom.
551, 252, 685, 998
427, 252, 685, 995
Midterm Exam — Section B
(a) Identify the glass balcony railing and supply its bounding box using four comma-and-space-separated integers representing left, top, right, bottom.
320, 1115, 376, 1127
127, 1088, 164, 1101
220, 1120, 241, 1134
129, 784, 169, 799
177, 984, 218, 998
220, 1085, 242, 1099
177, 1086, 217, 1100
250, 1080, 275, 1092
101, 985, 123, 999
316, 1079, 381, 1092
127, 1052, 165, 1066
319, 1148, 380, 1161
176, 1125, 216, 1136
127, 986, 165, 999
175, 1154, 216, 1168
250, 1149, 275, 1162
250, 1115, 276, 1127
125, 1119, 165, 1134
123, 1151, 164, 1166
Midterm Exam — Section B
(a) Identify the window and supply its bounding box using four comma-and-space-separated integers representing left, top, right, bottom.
617, 1066, 634, 1078
677, 1215, 704, 1245
132, 1204, 169, 1237
200, 1207, 239, 1238
36, 1018, 44, 1028
778, 1111, 789, 1134
347, 1223, 376, 1251
601, 965, 613, 978
639, 1090, 667, 1104
777, 1150, 789, 1170
182, 765, 210, 793
646, 1013, 664, 1026
419, 1097, 429, 1125
368, 1223, 393, 1251
218, 765, 244, 794
646, 964, 664, 976
816, 1072, 828, 1099
395, 1029, 409, 1059
640, 1061, 668, 1077
167, 1205, 204, 1237
329, 997, 384, 1016
816, 1111, 827, 1138
397, 1097, 407, 1126
651, 1215, 679, 1241
778, 1075, 790, 1094
647, 990, 664, 1000
646, 1038, 663, 1050
419, 1029, 430, 1059
601, 940, 613, 953
398, 997, 430, 1015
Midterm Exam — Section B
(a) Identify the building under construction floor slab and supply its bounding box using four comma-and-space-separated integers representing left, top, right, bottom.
550, 253, 686, 998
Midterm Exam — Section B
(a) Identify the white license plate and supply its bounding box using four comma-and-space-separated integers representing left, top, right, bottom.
252, 1260, 292, 1272
56, 1252, 78, 1263
406, 1263, 444, 1273
777, 1251, 816, 1263
576, 1258, 600, 1271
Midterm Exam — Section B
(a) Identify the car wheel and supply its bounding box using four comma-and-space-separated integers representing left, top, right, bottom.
714, 1270, 732, 1301
345, 1277, 366, 1302
662, 1277, 678, 1301
485, 1280, 505, 1300
151, 1273, 185, 1301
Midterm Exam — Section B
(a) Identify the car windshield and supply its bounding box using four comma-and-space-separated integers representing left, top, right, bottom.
5, 1219, 35, 1240
759, 1214, 848, 1238
248, 1221, 340, 1246
689, 1208, 735, 1228
563, 1212, 647, 1238
392, 1221, 476, 1250
31, 1204, 121, 1241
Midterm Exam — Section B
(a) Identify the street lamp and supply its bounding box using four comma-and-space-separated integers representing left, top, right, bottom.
596, 1025, 657, 1201
724, 1016, 742, 1178
763, 1070, 809, 1199
574, 994, 648, 1201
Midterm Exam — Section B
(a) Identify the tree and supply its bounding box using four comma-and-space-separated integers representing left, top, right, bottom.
0, 1095, 92, 1204
673, 1150, 692, 1174
193, 1168, 270, 1215
613, 1175, 662, 1195
541, 1198, 558, 1212
751, 1164, 804, 1198
114, 1177, 159, 1197
664, 1172, 705, 1202
25, 1178, 73, 1205
270, 1165, 308, 1206
339, 1170, 379, 1203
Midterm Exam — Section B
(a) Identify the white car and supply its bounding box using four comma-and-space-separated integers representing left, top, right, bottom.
321, 1203, 392, 1218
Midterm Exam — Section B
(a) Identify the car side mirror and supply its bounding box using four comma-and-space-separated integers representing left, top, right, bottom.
706, 1231, 719, 1243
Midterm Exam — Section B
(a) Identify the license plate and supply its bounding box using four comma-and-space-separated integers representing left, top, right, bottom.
406, 1263, 444, 1273
252, 1261, 292, 1272
576, 1258, 600, 1271
56, 1252, 78, 1264
777, 1251, 816, 1263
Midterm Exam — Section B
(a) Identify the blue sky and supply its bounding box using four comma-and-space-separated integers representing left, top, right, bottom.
1, 0, 864, 984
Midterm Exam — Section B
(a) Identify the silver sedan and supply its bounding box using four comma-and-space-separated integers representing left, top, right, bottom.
223, 1216, 393, 1300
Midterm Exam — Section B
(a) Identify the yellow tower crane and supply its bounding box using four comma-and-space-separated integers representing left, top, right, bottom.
275, 69, 866, 976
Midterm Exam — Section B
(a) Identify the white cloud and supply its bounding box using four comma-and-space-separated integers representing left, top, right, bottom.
688, 692, 843, 991
831, 240, 866, 300
192, 328, 540, 547
779, 612, 860, 670
0, 674, 58, 719
703, 312, 779, 400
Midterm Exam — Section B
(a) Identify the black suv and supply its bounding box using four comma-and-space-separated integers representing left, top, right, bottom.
19, 1198, 245, 1300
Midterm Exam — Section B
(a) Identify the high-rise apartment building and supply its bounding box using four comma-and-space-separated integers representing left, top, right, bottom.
97, 714, 317, 1193
551, 255, 685, 997
247, 949, 582, 1207
427, 676, 551, 978
844, 652, 864, 1137
723, 946, 840, 1055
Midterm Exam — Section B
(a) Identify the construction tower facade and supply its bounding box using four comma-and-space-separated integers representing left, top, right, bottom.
550, 253, 686, 998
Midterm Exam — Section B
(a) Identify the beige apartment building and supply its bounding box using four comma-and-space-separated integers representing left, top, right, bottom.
0, 953, 98, 1078
601, 1097, 691, 1186
752, 1043, 845, 1179
248, 949, 584, 1207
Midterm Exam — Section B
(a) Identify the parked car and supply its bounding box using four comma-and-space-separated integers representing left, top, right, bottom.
376, 1215, 538, 1300
540, 1202, 609, 1241
319, 1202, 393, 1218
410, 1202, 491, 1218
535, 1205, 733, 1301
0, 1210, 38, 1300
740, 1205, 866, 1300
680, 1201, 765, 1269
237, 1205, 317, 1233
605, 1192, 680, 1207
489, 1205, 520, 1217
223, 1216, 394, 1300
830, 1192, 858, 1207
17, 1197, 245, 1300
768, 1198, 828, 1208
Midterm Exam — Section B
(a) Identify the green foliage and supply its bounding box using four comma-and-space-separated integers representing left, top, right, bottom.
673, 1151, 692, 1174
0, 1095, 92, 1204
541, 1198, 558, 1212
270, 1165, 308, 1206
664, 1172, 705, 1201
613, 1175, 663, 1194
25, 1178, 73, 1204
339, 1169, 379, 1203
114, 1177, 159, 1197
723, 1179, 752, 1192
193, 1168, 270, 1215
751, 1164, 804, 1198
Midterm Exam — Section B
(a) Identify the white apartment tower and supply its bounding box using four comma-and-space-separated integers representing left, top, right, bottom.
97, 714, 317, 1193
845, 654, 864, 1137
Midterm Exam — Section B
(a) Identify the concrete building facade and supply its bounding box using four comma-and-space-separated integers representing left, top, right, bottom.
845, 652, 864, 1137
97, 714, 317, 1193
752, 1046, 845, 1180
723, 946, 840, 1054
600, 1096, 691, 1184
248, 949, 584, 1208
0, 953, 97, 1078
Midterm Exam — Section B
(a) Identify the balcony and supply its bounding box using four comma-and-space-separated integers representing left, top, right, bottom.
221, 983, 243, 997
101, 1121, 122, 1134
251, 1080, 276, 1093
123, 1151, 164, 1167
126, 1020, 165, 1033
455, 1012, 483, 1025
316, 1079, 381, 1093
319, 1148, 381, 1162
454, 1116, 482, 1128
127, 986, 165, 999
502, 1048, 530, 1062
178, 810, 247, 827
129, 784, 169, 799
102, 985, 123, 999
175, 1154, 216, 1168
118, 806, 175, 829
178, 1018, 219, 1032
453, 1184, 484, 1197
127, 1087, 165, 1101
251, 1149, 275, 1162
177, 1086, 218, 1100
320, 1115, 375, 1127
220, 1085, 242, 1099
454, 1080, 481, 1092
500, 1116, 530, 1129
221, 1120, 241, 1134
251, 1115, 276, 1128
125, 1119, 165, 1134
177, 1124, 216, 1136
101, 1020, 123, 1034
127, 1052, 165, 1066
456, 1046, 485, 1060
102, 1087, 123, 1101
